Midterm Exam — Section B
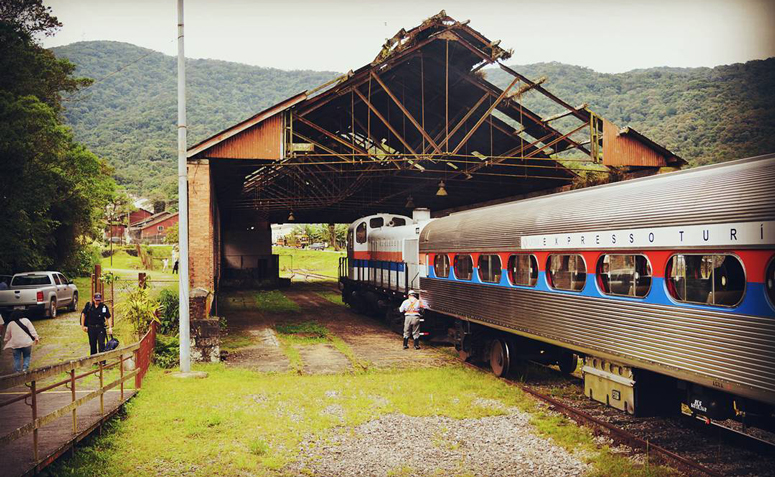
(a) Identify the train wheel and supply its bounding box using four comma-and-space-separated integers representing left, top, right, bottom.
489, 338, 511, 377
558, 351, 579, 374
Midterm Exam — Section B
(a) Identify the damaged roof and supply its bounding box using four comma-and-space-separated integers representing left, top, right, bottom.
190, 11, 683, 224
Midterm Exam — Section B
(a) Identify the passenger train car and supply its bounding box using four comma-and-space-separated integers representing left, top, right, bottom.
340, 154, 775, 420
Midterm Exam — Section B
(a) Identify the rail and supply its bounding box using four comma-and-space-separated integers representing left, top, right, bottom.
461, 361, 723, 477
0, 322, 156, 474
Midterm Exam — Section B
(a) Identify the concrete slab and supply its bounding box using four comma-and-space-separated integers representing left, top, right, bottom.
299, 343, 351, 375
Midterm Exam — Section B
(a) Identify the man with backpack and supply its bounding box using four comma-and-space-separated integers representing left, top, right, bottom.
3, 311, 40, 373
81, 292, 113, 356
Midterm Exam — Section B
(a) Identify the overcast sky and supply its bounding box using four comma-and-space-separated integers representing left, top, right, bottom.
41, 0, 775, 73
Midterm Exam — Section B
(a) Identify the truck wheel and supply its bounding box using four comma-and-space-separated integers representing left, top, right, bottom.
558, 351, 579, 374
489, 338, 511, 377
69, 292, 79, 312
49, 298, 57, 318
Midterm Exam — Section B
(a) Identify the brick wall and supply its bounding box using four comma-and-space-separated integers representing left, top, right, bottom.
188, 160, 214, 292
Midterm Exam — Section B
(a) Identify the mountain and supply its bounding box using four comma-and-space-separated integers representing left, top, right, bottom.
52, 41, 340, 201
52, 41, 775, 201
485, 61, 775, 168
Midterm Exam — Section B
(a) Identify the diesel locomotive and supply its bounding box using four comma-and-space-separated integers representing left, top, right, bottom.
339, 154, 775, 420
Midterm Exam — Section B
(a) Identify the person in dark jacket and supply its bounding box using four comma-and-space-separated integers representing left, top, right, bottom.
80, 293, 113, 355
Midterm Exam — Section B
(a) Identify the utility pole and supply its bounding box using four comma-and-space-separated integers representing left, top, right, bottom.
177, 0, 191, 373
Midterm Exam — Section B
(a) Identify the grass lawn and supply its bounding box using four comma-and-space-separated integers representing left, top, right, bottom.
48, 363, 673, 477
45, 251, 672, 476
315, 290, 344, 306
101, 246, 176, 278
273, 246, 345, 279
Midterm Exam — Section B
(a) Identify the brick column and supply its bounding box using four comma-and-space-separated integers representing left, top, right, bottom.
188, 159, 214, 292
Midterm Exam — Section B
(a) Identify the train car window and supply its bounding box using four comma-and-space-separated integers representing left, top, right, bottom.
766, 257, 775, 308
453, 255, 473, 281
508, 254, 538, 287
597, 255, 652, 298
370, 217, 384, 228
547, 254, 586, 291
666, 254, 745, 307
391, 217, 406, 226
478, 255, 502, 283
434, 254, 450, 278
355, 222, 367, 244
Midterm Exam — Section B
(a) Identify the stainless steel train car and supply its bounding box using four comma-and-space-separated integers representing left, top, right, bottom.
341, 154, 775, 419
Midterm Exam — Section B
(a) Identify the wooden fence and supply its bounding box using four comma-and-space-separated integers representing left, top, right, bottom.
0, 322, 156, 474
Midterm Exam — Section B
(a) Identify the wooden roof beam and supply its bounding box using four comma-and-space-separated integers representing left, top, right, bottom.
498, 63, 591, 123
352, 87, 422, 162
296, 116, 371, 162
542, 103, 588, 124
370, 71, 443, 155
450, 77, 520, 155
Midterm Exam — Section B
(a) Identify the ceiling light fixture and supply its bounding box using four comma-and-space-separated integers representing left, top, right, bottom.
288, 210, 295, 221
405, 195, 415, 208
436, 180, 448, 196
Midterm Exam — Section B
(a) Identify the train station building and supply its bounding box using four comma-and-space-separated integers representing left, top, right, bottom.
186, 11, 683, 313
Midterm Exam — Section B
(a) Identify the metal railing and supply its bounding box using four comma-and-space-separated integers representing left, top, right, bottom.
0, 322, 156, 471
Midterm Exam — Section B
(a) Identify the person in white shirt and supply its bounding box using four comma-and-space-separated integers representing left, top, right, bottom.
3, 311, 40, 373
398, 290, 426, 350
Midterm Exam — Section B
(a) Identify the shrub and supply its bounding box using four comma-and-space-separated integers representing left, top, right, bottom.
157, 289, 179, 335
62, 242, 102, 277
154, 334, 179, 368
119, 285, 159, 339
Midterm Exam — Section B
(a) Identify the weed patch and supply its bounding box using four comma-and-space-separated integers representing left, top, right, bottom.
316, 290, 344, 306
220, 333, 256, 353
275, 321, 328, 339
255, 290, 301, 314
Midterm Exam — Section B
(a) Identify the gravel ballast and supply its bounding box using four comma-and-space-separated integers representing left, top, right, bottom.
288, 409, 589, 477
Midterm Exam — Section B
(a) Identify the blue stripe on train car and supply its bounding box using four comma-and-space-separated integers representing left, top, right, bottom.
369, 260, 405, 272
352, 260, 405, 272
425, 268, 775, 318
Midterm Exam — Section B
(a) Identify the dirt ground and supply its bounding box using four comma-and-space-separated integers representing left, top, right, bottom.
220, 282, 452, 374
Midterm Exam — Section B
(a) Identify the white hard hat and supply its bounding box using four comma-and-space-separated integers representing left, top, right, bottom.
408, 289, 418, 296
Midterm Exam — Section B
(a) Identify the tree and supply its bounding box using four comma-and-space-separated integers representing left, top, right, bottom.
164, 223, 179, 245
0, 0, 61, 37
0, 4, 115, 275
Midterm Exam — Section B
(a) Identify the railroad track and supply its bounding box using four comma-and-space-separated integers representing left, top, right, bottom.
289, 269, 337, 282
460, 360, 775, 477
460, 361, 722, 477
350, 303, 775, 475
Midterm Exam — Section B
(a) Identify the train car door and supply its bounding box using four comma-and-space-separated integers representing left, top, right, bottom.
404, 238, 419, 291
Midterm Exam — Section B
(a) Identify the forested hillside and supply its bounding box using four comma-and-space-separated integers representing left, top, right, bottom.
52, 41, 775, 202
486, 61, 775, 167
52, 41, 339, 202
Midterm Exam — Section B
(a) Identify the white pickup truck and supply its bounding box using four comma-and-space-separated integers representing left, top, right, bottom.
0, 271, 79, 318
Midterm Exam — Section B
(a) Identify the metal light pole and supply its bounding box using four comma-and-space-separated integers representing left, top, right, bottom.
177, 0, 191, 373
